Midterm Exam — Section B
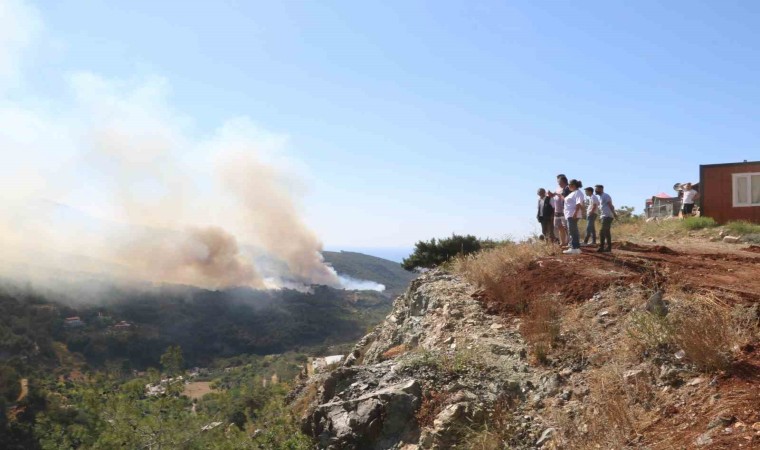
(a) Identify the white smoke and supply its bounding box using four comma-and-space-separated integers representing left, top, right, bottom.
337, 275, 386, 292
0, 0, 339, 291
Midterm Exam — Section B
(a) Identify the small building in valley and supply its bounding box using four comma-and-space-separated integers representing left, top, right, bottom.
700, 160, 760, 224
113, 321, 133, 330
308, 355, 345, 375
63, 316, 84, 328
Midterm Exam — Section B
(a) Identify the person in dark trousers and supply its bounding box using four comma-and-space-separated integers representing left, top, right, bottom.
680, 182, 699, 218
536, 188, 555, 242
583, 186, 599, 246
595, 184, 617, 252
563, 179, 585, 255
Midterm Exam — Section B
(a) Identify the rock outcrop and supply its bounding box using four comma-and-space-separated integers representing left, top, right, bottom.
294, 271, 552, 449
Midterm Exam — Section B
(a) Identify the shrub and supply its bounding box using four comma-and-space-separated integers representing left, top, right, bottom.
398, 349, 487, 378
398, 350, 442, 373
725, 220, 760, 235
614, 206, 640, 224
683, 216, 718, 230
401, 234, 500, 271
627, 310, 672, 350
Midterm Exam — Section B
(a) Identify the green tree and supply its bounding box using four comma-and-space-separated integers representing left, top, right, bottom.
402, 234, 496, 271
615, 206, 639, 224
160, 345, 184, 377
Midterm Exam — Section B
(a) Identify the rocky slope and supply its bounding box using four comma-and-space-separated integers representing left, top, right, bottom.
293, 271, 558, 449
291, 240, 760, 450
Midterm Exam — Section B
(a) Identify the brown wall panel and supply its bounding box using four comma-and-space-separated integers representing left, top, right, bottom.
700, 162, 760, 224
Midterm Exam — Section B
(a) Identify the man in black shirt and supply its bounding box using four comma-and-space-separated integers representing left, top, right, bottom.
537, 188, 555, 242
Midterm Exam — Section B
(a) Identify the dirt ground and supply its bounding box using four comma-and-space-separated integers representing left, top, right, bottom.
182, 381, 215, 400
479, 241, 760, 317
476, 240, 760, 449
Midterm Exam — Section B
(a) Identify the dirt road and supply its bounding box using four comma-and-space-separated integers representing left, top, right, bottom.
480, 241, 760, 317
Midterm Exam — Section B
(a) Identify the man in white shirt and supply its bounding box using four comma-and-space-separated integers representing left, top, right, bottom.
681, 183, 699, 217
563, 179, 586, 255
583, 187, 600, 246
595, 184, 617, 253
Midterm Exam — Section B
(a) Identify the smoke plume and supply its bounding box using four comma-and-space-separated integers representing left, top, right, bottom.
0, 0, 340, 290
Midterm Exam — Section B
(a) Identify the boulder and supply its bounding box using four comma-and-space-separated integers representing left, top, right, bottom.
426, 401, 485, 448
723, 235, 741, 244
623, 369, 648, 385
645, 291, 668, 316
536, 427, 556, 447
304, 379, 422, 450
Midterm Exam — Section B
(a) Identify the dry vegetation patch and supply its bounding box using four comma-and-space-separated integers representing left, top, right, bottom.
381, 344, 408, 360
521, 294, 562, 364
415, 389, 452, 428
453, 243, 557, 313
452, 236, 760, 449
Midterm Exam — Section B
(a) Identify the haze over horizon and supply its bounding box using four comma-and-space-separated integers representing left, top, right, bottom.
3, 0, 760, 287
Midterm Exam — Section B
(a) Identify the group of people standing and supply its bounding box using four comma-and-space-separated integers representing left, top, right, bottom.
536, 174, 617, 255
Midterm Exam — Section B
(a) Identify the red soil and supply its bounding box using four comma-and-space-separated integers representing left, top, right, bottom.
478, 242, 760, 318
475, 241, 760, 450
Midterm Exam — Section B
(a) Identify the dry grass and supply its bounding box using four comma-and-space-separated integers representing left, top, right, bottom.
521, 295, 562, 364
626, 291, 759, 372
615, 215, 728, 241
290, 382, 319, 419
182, 381, 215, 400
615, 217, 687, 240
381, 344, 408, 360
669, 293, 758, 372
584, 364, 649, 448
465, 396, 518, 450
725, 220, 760, 235
453, 242, 556, 312
415, 390, 451, 428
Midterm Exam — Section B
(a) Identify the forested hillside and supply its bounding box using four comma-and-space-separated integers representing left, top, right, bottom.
0, 251, 417, 448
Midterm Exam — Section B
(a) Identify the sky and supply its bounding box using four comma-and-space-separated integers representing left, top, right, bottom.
3, 0, 760, 255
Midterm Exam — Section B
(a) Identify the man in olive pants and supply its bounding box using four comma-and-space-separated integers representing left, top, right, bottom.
595, 184, 617, 252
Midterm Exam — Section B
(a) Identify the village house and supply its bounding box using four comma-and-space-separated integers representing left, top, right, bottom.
112, 320, 133, 330
645, 192, 683, 219
145, 376, 184, 396
700, 160, 760, 224
63, 316, 85, 328
308, 355, 345, 375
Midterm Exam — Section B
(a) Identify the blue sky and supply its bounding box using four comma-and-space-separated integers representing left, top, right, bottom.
5, 0, 760, 251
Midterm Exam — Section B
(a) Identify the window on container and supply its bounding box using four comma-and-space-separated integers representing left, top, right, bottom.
733, 173, 760, 206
